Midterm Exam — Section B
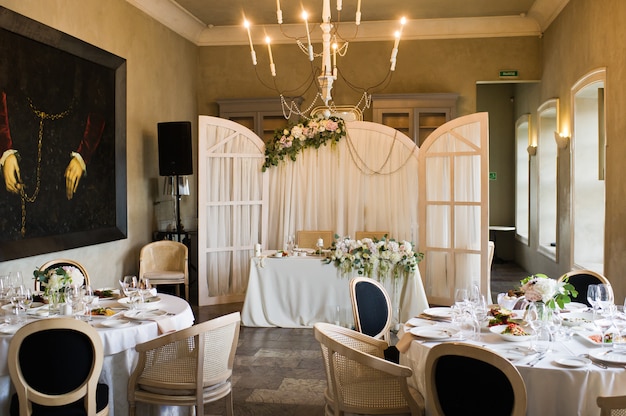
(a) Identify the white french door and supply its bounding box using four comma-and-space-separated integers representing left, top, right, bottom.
197, 116, 267, 305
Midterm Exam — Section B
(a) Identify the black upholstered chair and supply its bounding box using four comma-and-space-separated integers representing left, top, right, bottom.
559, 269, 610, 307
8, 318, 109, 416
349, 277, 399, 362
425, 342, 527, 416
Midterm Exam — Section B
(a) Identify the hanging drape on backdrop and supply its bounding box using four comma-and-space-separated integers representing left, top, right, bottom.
266, 122, 420, 251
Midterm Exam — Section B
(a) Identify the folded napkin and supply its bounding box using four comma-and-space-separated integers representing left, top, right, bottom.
156, 317, 176, 334
396, 330, 417, 353
125, 310, 176, 334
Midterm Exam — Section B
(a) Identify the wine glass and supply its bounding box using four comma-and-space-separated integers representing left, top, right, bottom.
596, 284, 614, 311
65, 284, 83, 315
526, 302, 549, 352
454, 288, 469, 306
587, 285, 599, 311
21, 287, 32, 310
83, 285, 98, 320
120, 275, 138, 298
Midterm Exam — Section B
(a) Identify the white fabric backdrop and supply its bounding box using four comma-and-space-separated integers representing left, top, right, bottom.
266, 121, 420, 251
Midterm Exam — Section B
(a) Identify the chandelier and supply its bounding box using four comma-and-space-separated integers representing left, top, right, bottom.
243, 0, 406, 119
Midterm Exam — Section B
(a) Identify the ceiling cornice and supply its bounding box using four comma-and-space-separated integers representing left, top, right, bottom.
126, 0, 569, 46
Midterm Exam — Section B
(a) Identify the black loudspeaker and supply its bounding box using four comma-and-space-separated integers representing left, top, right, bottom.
158, 121, 193, 176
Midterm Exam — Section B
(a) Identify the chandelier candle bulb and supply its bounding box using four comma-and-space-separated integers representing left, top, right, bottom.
276, 0, 282, 24
302, 11, 314, 61
244, 20, 257, 65
266, 37, 276, 76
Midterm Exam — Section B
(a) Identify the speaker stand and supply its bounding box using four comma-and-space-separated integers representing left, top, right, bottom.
174, 174, 183, 242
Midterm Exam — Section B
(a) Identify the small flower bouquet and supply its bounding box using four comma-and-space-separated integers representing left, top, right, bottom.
518, 273, 577, 309
33, 265, 85, 302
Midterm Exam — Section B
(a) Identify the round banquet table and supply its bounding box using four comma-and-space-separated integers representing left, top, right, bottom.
398, 316, 626, 416
0, 293, 195, 416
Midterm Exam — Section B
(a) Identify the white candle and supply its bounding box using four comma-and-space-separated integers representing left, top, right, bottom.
356, 0, 362, 25
337, 0, 342, 11
317, 238, 324, 247
276, 0, 283, 24
302, 11, 314, 61
332, 42, 337, 77
266, 36, 276, 76
244, 20, 257, 65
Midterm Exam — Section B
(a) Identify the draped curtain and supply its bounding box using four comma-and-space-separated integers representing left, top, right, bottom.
266, 121, 420, 251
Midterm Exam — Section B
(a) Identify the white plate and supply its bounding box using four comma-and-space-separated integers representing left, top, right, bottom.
409, 325, 459, 340
556, 356, 591, 368
94, 288, 119, 300
123, 309, 168, 320
489, 324, 533, 342
589, 349, 626, 365
564, 302, 588, 311
422, 307, 453, 320
99, 319, 131, 328
494, 346, 536, 361
118, 296, 161, 309
405, 317, 435, 328
561, 312, 594, 327
576, 332, 609, 346
0, 324, 21, 334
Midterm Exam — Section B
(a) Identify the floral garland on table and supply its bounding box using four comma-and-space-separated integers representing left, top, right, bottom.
262, 116, 346, 171
517, 273, 577, 309
324, 235, 424, 281
33, 266, 85, 300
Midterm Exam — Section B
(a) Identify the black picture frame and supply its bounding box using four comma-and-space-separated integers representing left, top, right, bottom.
0, 7, 127, 261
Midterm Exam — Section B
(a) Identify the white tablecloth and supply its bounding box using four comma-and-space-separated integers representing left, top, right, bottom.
241, 255, 429, 327
0, 293, 195, 416
399, 322, 626, 416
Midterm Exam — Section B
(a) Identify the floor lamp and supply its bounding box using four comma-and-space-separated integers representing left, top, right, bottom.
158, 121, 193, 242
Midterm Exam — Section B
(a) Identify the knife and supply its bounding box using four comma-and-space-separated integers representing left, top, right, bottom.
528, 352, 547, 367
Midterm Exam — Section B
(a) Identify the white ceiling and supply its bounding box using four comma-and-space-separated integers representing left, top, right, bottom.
126, 0, 569, 46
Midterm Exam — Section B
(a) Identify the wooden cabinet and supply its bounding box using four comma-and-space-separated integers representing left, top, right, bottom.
217, 97, 302, 143
372, 93, 459, 146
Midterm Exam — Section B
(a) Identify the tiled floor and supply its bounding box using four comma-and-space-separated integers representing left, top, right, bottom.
196, 261, 529, 415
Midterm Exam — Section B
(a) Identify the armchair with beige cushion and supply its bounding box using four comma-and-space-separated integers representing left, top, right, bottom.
139, 240, 189, 301
127, 312, 241, 416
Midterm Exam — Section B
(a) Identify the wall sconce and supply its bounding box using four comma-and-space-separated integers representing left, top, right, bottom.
554, 131, 570, 149
527, 145, 537, 156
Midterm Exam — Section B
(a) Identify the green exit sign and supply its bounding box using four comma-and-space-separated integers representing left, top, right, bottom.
499, 70, 518, 78
489, 172, 497, 180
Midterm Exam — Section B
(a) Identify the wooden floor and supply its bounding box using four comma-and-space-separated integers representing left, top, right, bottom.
195, 261, 529, 415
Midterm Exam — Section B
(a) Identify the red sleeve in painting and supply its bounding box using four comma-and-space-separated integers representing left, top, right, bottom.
0, 92, 13, 154
76, 112, 105, 165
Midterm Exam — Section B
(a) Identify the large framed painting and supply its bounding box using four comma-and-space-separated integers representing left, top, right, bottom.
0, 7, 127, 261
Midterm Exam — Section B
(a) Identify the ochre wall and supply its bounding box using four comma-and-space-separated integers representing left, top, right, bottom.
0, 0, 198, 287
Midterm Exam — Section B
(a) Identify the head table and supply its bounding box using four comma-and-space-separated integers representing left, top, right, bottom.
398, 313, 626, 416
0, 293, 195, 416
241, 253, 429, 328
